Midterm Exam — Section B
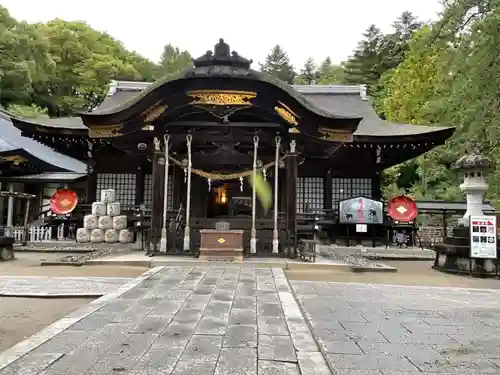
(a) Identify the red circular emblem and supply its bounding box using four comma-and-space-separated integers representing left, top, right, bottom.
50, 189, 78, 215
387, 195, 418, 222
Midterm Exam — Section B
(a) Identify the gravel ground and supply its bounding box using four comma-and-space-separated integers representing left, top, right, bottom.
0, 297, 91, 352
0, 253, 147, 277
287, 260, 500, 289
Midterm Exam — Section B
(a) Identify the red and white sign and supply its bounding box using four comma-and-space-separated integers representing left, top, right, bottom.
469, 215, 497, 259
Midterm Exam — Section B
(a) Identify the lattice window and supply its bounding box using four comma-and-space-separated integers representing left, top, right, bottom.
143, 174, 173, 209
297, 177, 324, 213
96, 173, 136, 207
332, 177, 372, 208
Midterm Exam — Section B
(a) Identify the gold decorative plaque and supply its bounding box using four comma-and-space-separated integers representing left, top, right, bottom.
318, 128, 354, 143
274, 102, 299, 126
88, 124, 124, 138
187, 90, 256, 106
2, 155, 28, 164
144, 104, 168, 123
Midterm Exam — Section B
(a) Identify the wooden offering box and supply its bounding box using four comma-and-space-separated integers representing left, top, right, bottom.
199, 229, 244, 261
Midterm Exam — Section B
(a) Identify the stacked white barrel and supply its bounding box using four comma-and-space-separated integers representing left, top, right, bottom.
76, 189, 133, 244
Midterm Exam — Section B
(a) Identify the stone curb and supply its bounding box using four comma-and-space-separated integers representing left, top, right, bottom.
349, 265, 398, 273
15, 249, 95, 253
0, 266, 166, 371
276, 268, 333, 375
0, 293, 103, 298
285, 274, 337, 375
363, 255, 435, 261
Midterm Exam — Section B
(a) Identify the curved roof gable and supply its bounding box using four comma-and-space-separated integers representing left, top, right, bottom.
0, 109, 87, 173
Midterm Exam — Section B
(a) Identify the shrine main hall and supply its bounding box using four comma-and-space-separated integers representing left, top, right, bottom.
4, 39, 454, 254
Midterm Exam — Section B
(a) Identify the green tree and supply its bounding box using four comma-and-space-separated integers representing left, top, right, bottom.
343, 25, 385, 87
260, 45, 296, 84
156, 43, 193, 77
295, 58, 318, 85
7, 103, 49, 118
32, 19, 147, 116
0, 6, 55, 107
316, 57, 346, 84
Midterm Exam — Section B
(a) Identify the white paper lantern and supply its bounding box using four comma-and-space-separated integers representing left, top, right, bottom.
91, 202, 106, 216
100, 189, 116, 204
76, 228, 89, 243
119, 229, 133, 244
104, 229, 118, 243
83, 215, 98, 230
113, 215, 127, 230
98, 216, 113, 230
107, 202, 121, 217
90, 229, 104, 243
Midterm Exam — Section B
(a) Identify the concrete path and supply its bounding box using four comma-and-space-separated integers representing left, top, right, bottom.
0, 267, 328, 375
0, 276, 132, 297
291, 280, 500, 374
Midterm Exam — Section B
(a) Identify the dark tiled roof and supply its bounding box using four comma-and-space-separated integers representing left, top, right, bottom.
94, 81, 453, 139
0, 110, 87, 173
1, 172, 87, 182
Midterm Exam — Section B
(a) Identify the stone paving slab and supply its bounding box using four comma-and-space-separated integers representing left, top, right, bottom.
291, 280, 500, 374
0, 276, 132, 297
0, 266, 329, 375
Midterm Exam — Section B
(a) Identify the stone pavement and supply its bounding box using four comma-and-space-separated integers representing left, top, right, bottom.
0, 276, 132, 297
0, 266, 329, 375
291, 281, 500, 374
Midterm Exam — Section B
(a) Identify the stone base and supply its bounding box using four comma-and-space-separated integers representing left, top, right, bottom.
198, 249, 244, 262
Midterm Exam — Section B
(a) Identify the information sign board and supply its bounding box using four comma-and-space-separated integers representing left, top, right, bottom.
470, 215, 497, 259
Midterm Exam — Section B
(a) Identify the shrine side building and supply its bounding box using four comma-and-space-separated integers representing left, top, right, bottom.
2, 40, 454, 253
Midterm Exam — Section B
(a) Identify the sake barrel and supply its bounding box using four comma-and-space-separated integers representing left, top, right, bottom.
104, 229, 118, 243
100, 189, 116, 204
107, 202, 121, 217
90, 229, 104, 243
119, 229, 133, 244
91, 202, 106, 216
113, 215, 127, 230
76, 228, 90, 243
98, 215, 113, 230
83, 215, 98, 230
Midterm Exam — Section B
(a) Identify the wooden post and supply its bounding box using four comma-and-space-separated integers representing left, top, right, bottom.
151, 143, 166, 252
324, 169, 333, 210
22, 199, 30, 245
285, 140, 298, 258
135, 164, 145, 206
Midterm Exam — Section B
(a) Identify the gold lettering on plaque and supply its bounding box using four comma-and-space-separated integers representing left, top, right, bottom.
318, 128, 354, 143
187, 90, 256, 106
88, 124, 124, 138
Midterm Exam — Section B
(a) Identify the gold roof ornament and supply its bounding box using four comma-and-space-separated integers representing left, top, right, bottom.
318, 128, 354, 143
274, 102, 299, 126
144, 104, 168, 124
88, 124, 124, 138
187, 90, 256, 106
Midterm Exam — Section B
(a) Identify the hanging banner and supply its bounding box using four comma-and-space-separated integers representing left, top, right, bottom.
470, 215, 497, 259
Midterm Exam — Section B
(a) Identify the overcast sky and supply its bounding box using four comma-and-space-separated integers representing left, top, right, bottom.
3, 0, 444, 68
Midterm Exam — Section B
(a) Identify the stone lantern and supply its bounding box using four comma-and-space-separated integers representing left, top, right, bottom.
453, 141, 492, 227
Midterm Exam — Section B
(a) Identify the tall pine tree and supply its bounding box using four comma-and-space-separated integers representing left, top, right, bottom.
295, 58, 318, 85
260, 45, 296, 84
316, 57, 346, 84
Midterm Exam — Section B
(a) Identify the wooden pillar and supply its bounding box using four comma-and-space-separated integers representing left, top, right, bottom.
151, 151, 165, 249
324, 169, 333, 210
285, 140, 298, 258
86, 140, 97, 204
372, 172, 382, 200
135, 164, 145, 206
